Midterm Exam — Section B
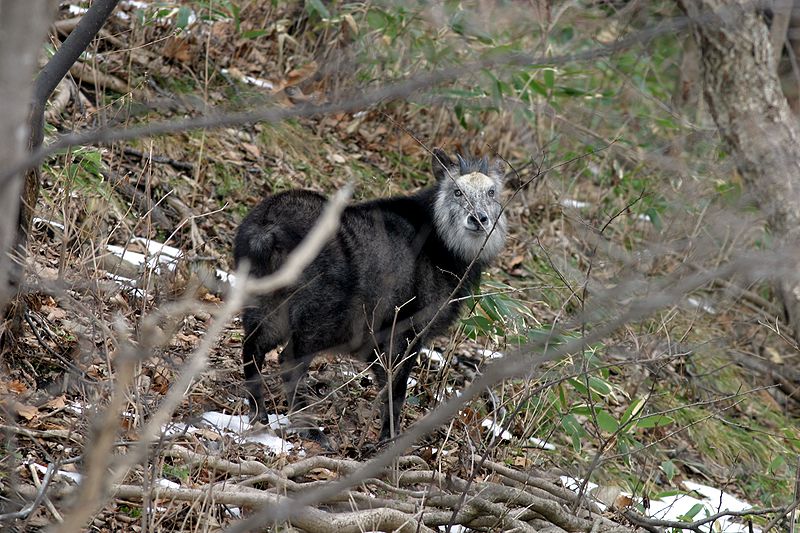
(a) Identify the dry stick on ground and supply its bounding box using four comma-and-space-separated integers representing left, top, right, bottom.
135, 446, 586, 532
23, 483, 436, 533
625, 505, 786, 533
68, 60, 129, 95
52, 188, 351, 533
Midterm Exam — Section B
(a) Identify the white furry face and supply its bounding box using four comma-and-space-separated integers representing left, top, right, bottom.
433, 169, 507, 264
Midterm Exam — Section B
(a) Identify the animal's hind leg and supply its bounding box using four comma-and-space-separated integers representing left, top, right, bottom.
242, 312, 281, 424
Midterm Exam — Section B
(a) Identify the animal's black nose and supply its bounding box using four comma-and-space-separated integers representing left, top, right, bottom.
467, 213, 489, 229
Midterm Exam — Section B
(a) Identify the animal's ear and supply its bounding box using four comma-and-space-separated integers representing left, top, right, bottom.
432, 148, 455, 181
479, 156, 489, 175
490, 158, 506, 183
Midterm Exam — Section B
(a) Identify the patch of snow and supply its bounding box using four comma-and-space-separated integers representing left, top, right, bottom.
684, 481, 751, 512
479, 349, 504, 359
107, 237, 182, 274
265, 413, 291, 432
67, 401, 90, 415
220, 68, 274, 90
561, 476, 758, 532
429, 447, 452, 456
560, 476, 605, 511
165, 411, 295, 454
420, 347, 444, 364
528, 436, 556, 450
122, 0, 151, 8
32, 217, 65, 231
34, 463, 82, 484
156, 478, 180, 489
104, 273, 137, 285
481, 418, 512, 441
67, 5, 89, 16
202, 411, 250, 433
407, 377, 418, 388
243, 431, 293, 452
130, 237, 182, 260
560, 198, 592, 209
686, 297, 717, 315
220, 270, 236, 286
107, 244, 147, 268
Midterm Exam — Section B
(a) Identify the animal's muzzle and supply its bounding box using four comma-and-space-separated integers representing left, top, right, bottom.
466, 212, 489, 231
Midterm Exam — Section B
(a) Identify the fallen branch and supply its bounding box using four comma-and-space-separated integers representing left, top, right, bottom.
69, 61, 129, 95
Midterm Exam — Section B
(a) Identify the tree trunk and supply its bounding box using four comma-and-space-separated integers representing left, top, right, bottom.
0, 2, 56, 321
677, 0, 800, 341
4, 0, 120, 345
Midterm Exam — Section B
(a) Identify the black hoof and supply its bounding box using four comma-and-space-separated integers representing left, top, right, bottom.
300, 428, 336, 452
248, 404, 271, 426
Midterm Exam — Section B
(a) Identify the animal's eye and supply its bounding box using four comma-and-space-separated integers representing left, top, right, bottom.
454, 189, 462, 197
488, 189, 495, 197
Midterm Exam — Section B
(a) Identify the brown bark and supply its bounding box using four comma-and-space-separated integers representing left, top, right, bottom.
678, 0, 800, 341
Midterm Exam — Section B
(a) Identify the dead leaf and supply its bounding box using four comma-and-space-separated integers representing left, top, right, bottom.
614, 494, 634, 509
14, 402, 39, 420
242, 142, 261, 159
9, 380, 28, 394
508, 254, 525, 269
327, 153, 346, 164
43, 395, 66, 410
163, 37, 192, 62
202, 293, 221, 303
513, 455, 532, 468
286, 61, 318, 87
307, 467, 336, 480
194, 428, 221, 441
176, 332, 199, 344
765, 346, 783, 364
42, 305, 67, 321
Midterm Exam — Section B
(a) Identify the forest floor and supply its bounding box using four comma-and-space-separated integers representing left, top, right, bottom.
2, 2, 800, 532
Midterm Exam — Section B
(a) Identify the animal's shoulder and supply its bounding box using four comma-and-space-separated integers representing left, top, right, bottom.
350, 187, 434, 226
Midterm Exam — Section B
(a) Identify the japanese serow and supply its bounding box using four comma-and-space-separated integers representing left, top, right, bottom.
234, 149, 507, 445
